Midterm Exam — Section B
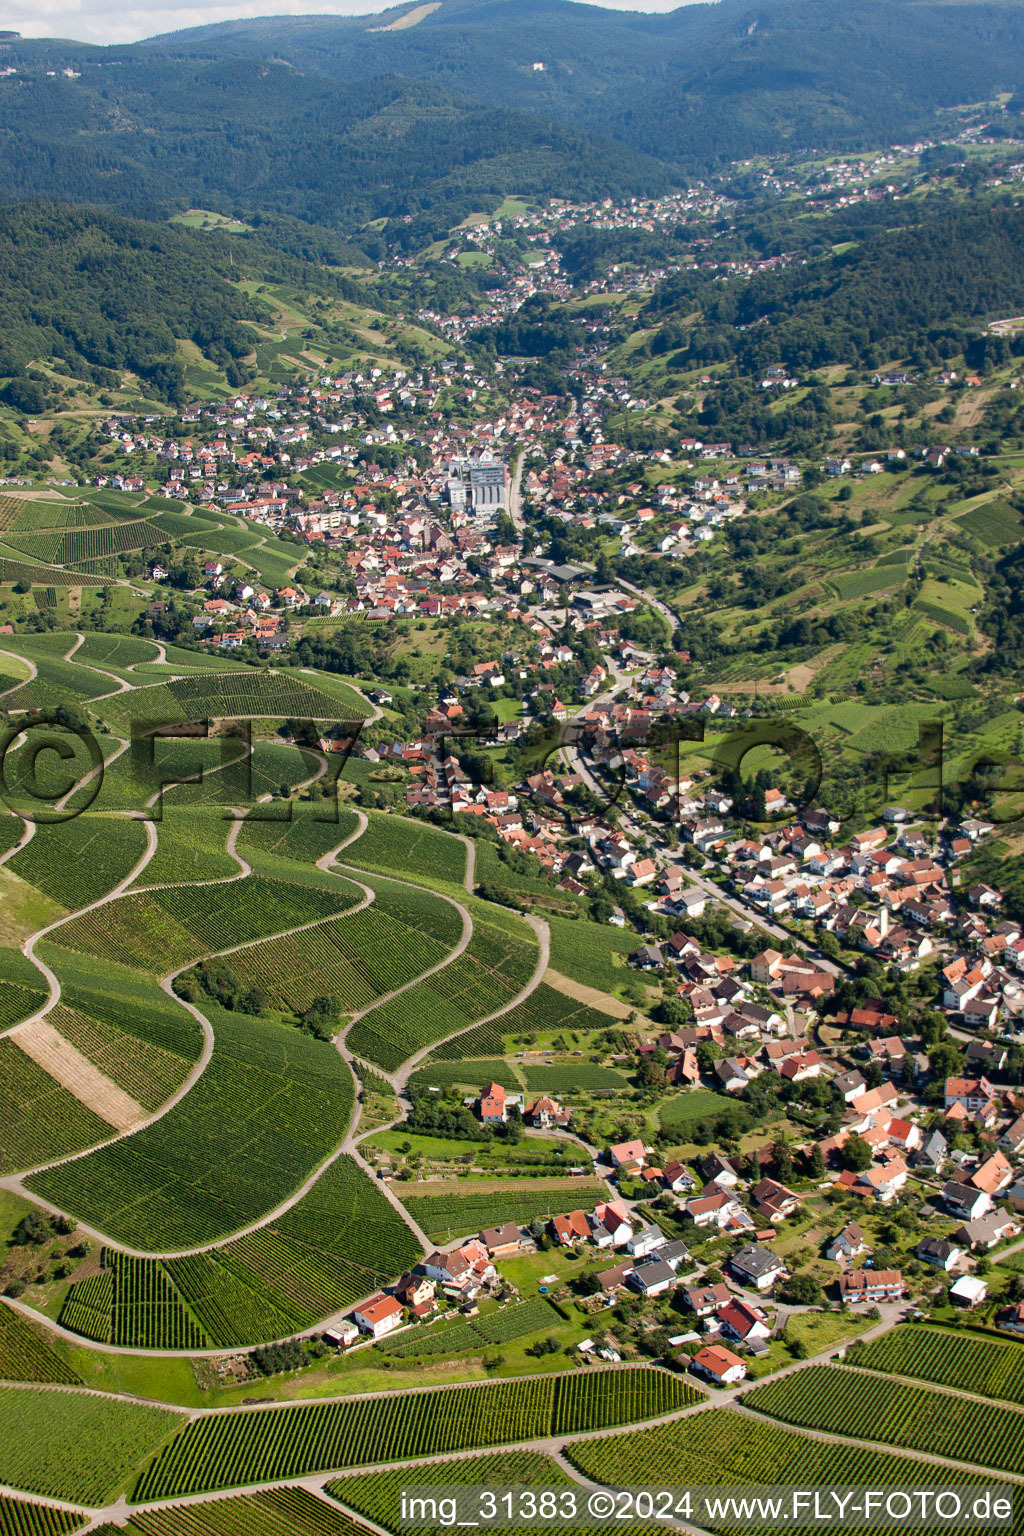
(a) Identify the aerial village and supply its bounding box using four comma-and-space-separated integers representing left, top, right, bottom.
16, 170, 1024, 1389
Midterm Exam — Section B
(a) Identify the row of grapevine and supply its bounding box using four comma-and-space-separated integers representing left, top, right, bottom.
523, 1065, 628, 1094
851, 1325, 1024, 1406
551, 1368, 697, 1434
375, 1319, 482, 1359
0, 1303, 80, 1385
429, 1019, 506, 1059
566, 1406, 1023, 1536
0, 1494, 85, 1536
344, 812, 467, 887
43, 944, 204, 1063
11, 502, 115, 530
165, 672, 371, 723
131, 1487, 373, 1536
409, 1058, 513, 1093
349, 908, 538, 1072
8, 817, 150, 910
58, 1271, 114, 1344
0, 948, 48, 1035
325, 1449, 581, 1535
0, 559, 96, 588
399, 1181, 606, 1240
56, 874, 354, 974
108, 1253, 209, 1350
0, 495, 26, 532
226, 909, 428, 1015
375, 1300, 561, 1361
497, 983, 619, 1038
0, 1041, 110, 1177
74, 635, 160, 669
165, 1253, 294, 1348
55, 1159, 416, 1351
50, 1005, 191, 1114
236, 812, 361, 869
135, 1369, 690, 1500
30, 1009, 354, 1249
745, 1363, 1024, 1475
0, 1386, 184, 1507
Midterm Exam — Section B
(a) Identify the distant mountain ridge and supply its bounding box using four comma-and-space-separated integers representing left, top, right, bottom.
138, 0, 1024, 166
0, 0, 1020, 245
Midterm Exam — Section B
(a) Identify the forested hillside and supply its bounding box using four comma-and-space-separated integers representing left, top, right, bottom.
0, 205, 387, 404
0, 47, 674, 244
647, 201, 1024, 373
141, 0, 1024, 167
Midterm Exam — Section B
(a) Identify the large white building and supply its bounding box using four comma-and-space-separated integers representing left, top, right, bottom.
447, 455, 509, 515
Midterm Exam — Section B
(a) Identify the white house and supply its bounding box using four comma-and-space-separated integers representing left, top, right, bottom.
353, 1294, 404, 1339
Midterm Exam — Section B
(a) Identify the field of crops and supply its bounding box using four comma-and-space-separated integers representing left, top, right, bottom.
160, 1156, 423, 1347
107, 1253, 209, 1350
658, 1088, 752, 1141
225, 880, 461, 1015
957, 497, 1024, 547
913, 598, 972, 635
131, 814, 239, 889
58, 1271, 115, 1343
40, 945, 203, 1063
5, 520, 164, 567
0, 1303, 79, 1385
374, 1317, 481, 1359
237, 812, 360, 870
0, 1386, 183, 1505
72, 635, 159, 669
498, 984, 617, 1040
0, 948, 48, 1034
829, 564, 907, 600
74, 736, 224, 817
131, 1487, 373, 1536
850, 1326, 1024, 1405
8, 500, 107, 532
0, 649, 117, 711
164, 672, 371, 723
29, 1006, 354, 1248
0, 1494, 85, 1536
409, 1058, 513, 1092
0, 558, 95, 589
545, 916, 637, 997
164, 1251, 294, 1347
133, 1369, 694, 1499
399, 1181, 606, 1241
326, 1449, 580, 1536
345, 813, 467, 887
60, 872, 356, 973
475, 1298, 562, 1345
8, 817, 149, 909
175, 742, 318, 810
522, 1065, 627, 1094
565, 1406, 1018, 1530
377, 1299, 560, 1360
349, 905, 538, 1072
429, 1020, 506, 1059
0, 1039, 111, 1175
745, 1364, 1024, 1475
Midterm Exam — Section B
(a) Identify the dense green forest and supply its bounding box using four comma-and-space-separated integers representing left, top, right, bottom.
647, 201, 1024, 372
0, 0, 1018, 247
0, 204, 383, 403
138, 0, 1024, 167
0, 48, 673, 247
